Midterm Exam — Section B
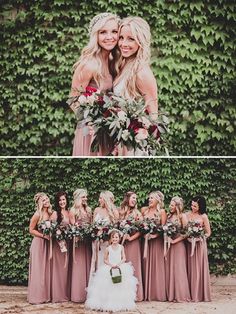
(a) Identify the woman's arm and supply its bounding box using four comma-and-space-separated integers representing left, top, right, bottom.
50, 211, 57, 222
202, 214, 211, 238
136, 66, 158, 119
29, 213, 49, 240
160, 209, 167, 225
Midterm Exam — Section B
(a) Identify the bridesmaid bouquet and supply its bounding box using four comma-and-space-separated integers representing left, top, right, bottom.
138, 218, 162, 235
68, 222, 92, 247
115, 218, 139, 245
38, 220, 57, 237
162, 220, 181, 257
90, 220, 113, 242
54, 224, 68, 253
185, 221, 205, 256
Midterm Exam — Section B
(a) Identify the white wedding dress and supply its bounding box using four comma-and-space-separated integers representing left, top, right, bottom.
86, 244, 137, 312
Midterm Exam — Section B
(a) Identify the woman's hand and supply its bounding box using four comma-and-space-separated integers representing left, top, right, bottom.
43, 234, 50, 241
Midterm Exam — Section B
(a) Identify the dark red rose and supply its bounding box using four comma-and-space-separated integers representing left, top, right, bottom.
127, 221, 132, 225
128, 119, 143, 134
97, 95, 105, 106
85, 86, 97, 95
149, 124, 160, 139
103, 109, 112, 118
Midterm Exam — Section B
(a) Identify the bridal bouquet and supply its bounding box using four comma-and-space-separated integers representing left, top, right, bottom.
67, 88, 169, 155
38, 220, 57, 237
90, 220, 113, 242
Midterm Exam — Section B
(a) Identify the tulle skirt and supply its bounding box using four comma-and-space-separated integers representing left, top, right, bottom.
86, 263, 137, 312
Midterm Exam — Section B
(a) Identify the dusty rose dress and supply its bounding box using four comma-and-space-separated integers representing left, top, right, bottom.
28, 222, 51, 304
71, 72, 113, 156
51, 216, 70, 302
165, 217, 190, 302
71, 214, 92, 302
142, 214, 167, 301
186, 216, 211, 302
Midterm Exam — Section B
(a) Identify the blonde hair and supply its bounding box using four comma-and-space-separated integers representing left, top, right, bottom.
149, 191, 162, 213
100, 190, 117, 223
71, 189, 90, 217
73, 13, 120, 88
170, 196, 184, 223
34, 192, 52, 222
114, 16, 151, 100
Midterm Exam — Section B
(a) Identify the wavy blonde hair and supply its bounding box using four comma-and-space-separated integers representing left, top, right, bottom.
100, 190, 117, 223
114, 16, 151, 100
70, 189, 90, 217
34, 192, 52, 222
73, 13, 120, 88
170, 196, 184, 224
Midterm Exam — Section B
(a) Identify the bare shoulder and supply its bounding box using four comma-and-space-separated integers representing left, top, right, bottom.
137, 65, 155, 80
141, 206, 148, 215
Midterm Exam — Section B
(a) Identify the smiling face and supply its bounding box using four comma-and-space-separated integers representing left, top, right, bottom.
111, 232, 120, 244
118, 25, 139, 58
148, 194, 158, 208
128, 193, 137, 208
169, 200, 176, 213
41, 195, 50, 208
59, 195, 67, 210
98, 19, 118, 51
99, 196, 105, 207
191, 201, 199, 213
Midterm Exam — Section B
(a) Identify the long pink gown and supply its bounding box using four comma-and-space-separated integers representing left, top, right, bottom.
165, 217, 190, 302
28, 223, 51, 304
71, 215, 92, 302
186, 216, 211, 302
51, 216, 70, 302
71, 68, 113, 156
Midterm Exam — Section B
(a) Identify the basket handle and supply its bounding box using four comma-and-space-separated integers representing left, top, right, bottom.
110, 267, 121, 276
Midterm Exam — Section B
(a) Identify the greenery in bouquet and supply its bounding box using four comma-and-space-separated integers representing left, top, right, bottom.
114, 218, 139, 236
67, 222, 92, 241
90, 220, 113, 241
184, 220, 205, 239
38, 220, 57, 236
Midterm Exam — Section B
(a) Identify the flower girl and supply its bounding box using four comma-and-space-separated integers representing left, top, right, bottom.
85, 229, 137, 312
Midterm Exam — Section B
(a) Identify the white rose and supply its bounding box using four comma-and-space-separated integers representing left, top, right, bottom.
121, 129, 130, 141
135, 128, 148, 141
78, 95, 87, 104
87, 94, 96, 105
117, 110, 127, 122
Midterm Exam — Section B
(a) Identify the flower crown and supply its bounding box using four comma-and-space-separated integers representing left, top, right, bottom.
88, 12, 119, 34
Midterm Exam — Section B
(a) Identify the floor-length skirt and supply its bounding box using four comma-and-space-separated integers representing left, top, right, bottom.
72, 126, 97, 156
142, 237, 167, 301
124, 239, 144, 301
51, 240, 70, 302
166, 241, 190, 302
71, 240, 92, 302
187, 239, 211, 302
28, 237, 51, 304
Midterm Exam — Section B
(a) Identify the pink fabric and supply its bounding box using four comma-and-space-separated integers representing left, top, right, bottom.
72, 127, 98, 156
165, 241, 191, 302
142, 237, 167, 301
28, 237, 51, 304
124, 238, 144, 301
187, 240, 211, 302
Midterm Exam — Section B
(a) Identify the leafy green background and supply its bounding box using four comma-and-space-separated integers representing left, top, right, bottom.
0, 158, 235, 284
0, 0, 235, 155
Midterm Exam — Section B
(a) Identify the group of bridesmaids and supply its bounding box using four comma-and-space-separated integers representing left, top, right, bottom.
28, 189, 212, 306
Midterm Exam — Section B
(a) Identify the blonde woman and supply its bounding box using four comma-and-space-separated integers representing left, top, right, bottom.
119, 191, 143, 301
165, 196, 190, 302
113, 17, 158, 155
141, 191, 167, 301
90, 191, 119, 273
71, 12, 120, 156
69, 189, 92, 302
28, 193, 53, 304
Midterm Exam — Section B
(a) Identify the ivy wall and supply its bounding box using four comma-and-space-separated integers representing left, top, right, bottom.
0, 0, 235, 155
0, 158, 235, 284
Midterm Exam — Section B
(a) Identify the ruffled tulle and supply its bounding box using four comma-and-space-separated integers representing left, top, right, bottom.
85, 263, 137, 312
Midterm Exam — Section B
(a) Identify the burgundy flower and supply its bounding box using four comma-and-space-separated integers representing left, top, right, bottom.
103, 109, 112, 118
97, 95, 105, 106
149, 125, 160, 139
128, 119, 143, 134
85, 86, 97, 95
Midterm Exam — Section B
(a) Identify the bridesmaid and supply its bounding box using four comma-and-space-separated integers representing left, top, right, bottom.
141, 191, 167, 301
165, 196, 190, 302
91, 191, 119, 273
186, 195, 211, 302
50, 191, 70, 303
70, 12, 120, 156
69, 189, 92, 302
28, 192, 53, 304
119, 191, 144, 301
